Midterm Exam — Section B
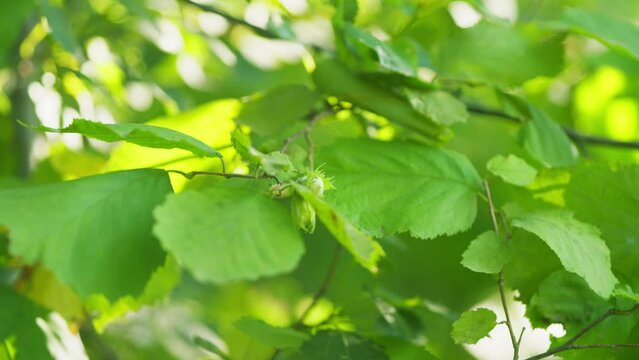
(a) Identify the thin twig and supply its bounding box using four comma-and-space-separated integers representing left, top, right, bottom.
517, 327, 526, 349
484, 180, 520, 359
466, 103, 639, 150
499, 272, 520, 360
562, 127, 639, 149
483, 180, 501, 237
181, 0, 325, 53
526, 303, 639, 360
166, 169, 269, 180
559, 344, 639, 350
281, 110, 328, 168
499, 211, 512, 241
304, 128, 315, 170
182, 0, 279, 39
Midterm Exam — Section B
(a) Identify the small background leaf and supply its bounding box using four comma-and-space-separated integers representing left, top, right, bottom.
461, 231, 511, 274
0, 286, 51, 360
234, 317, 309, 349
519, 106, 578, 168
235, 84, 319, 136
298, 331, 389, 360
451, 308, 496, 345
407, 90, 468, 126
551, 8, 639, 60
486, 154, 537, 186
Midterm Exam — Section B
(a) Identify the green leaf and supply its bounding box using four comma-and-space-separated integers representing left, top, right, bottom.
318, 138, 482, 239
0, 0, 35, 67
343, 24, 416, 76
235, 317, 309, 349
292, 184, 383, 272
261, 151, 297, 182
312, 58, 446, 140
153, 179, 305, 283
39, 0, 79, 53
299, 331, 389, 360
378, 339, 439, 360
432, 21, 563, 86
28, 119, 221, 158
331, 0, 358, 23
235, 84, 319, 136
565, 163, 639, 288
461, 231, 511, 274
502, 230, 562, 303
529, 271, 607, 325
486, 154, 537, 186
519, 105, 578, 168
0, 286, 51, 360
0, 169, 171, 300
406, 90, 469, 126
552, 8, 639, 60
451, 308, 496, 345
231, 128, 261, 165
505, 204, 617, 298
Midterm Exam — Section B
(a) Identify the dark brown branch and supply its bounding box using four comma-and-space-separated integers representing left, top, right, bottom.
562, 128, 639, 149
466, 103, 639, 150
526, 303, 639, 360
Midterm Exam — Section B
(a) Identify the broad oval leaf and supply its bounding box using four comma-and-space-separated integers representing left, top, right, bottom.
506, 204, 617, 298
451, 308, 496, 345
153, 180, 305, 283
29, 119, 221, 158
0, 169, 171, 300
318, 139, 482, 239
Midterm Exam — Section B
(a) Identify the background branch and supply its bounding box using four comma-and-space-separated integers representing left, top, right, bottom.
182, 0, 279, 39
466, 103, 639, 150
526, 303, 639, 360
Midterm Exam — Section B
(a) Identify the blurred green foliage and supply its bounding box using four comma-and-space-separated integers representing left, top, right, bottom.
1, 0, 639, 359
